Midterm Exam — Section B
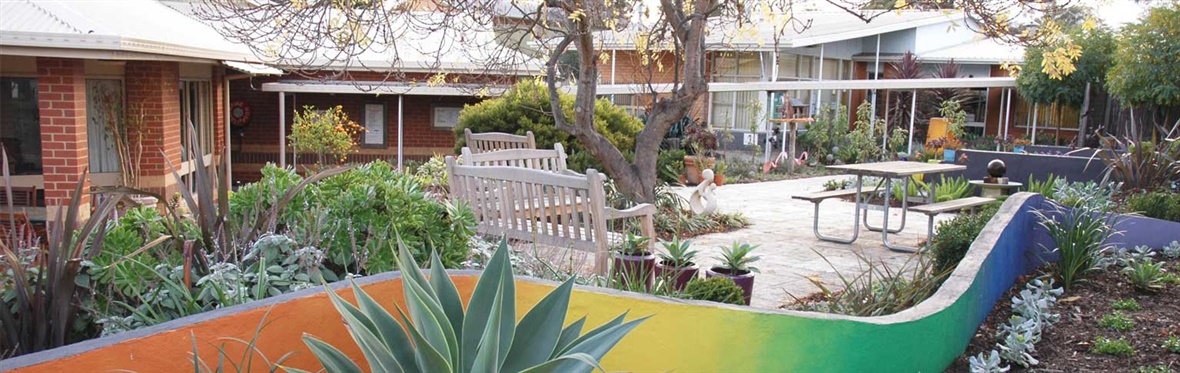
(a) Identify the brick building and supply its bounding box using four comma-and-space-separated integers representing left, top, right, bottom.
0, 1, 274, 219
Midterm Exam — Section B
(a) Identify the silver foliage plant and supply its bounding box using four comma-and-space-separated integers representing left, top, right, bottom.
970, 277, 1063, 372
292, 239, 648, 373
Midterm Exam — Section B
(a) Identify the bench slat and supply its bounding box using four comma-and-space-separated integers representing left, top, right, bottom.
908, 197, 995, 215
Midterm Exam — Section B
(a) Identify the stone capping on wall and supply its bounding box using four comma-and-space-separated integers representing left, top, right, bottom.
0, 193, 1043, 371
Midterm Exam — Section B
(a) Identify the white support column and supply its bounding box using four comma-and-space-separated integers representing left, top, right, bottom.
816, 44, 825, 113
907, 90, 917, 154
870, 34, 881, 133
278, 92, 286, 168
397, 94, 404, 170
1004, 89, 1013, 140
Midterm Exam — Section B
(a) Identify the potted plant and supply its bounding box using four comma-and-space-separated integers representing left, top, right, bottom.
922, 140, 944, 163
654, 237, 699, 291
713, 160, 727, 186
682, 119, 717, 184
941, 137, 963, 163
611, 233, 655, 290
705, 242, 760, 305
1012, 138, 1031, 153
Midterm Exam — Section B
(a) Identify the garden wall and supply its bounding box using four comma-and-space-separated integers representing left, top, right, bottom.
957, 149, 1107, 185
0, 193, 1126, 372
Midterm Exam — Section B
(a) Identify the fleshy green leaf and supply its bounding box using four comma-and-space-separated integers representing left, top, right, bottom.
556, 312, 627, 356
553, 317, 587, 357
430, 251, 465, 343
396, 306, 454, 373
402, 269, 458, 365
471, 282, 504, 373
518, 352, 605, 373
301, 334, 364, 373
501, 279, 575, 372
551, 316, 651, 373
461, 240, 510, 371
325, 283, 401, 373
351, 281, 418, 373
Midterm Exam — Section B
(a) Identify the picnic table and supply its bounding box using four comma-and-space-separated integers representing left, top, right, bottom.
825, 161, 966, 253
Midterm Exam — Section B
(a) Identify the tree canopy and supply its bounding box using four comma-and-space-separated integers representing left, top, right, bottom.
1015, 26, 1115, 107
1106, 2, 1180, 108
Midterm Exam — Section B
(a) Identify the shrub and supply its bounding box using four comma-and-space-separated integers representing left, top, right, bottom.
931, 202, 1001, 274
413, 154, 450, 196
1124, 191, 1180, 222
1036, 201, 1117, 290
288, 105, 364, 166
454, 79, 642, 174
1123, 258, 1166, 292
311, 160, 476, 273
799, 104, 849, 165
1091, 336, 1135, 357
933, 175, 972, 202
682, 277, 745, 305
1111, 298, 1141, 311
1098, 312, 1136, 332
786, 252, 950, 317
227, 164, 310, 231
1096, 137, 1180, 193
657, 148, 687, 184
1026, 173, 1061, 199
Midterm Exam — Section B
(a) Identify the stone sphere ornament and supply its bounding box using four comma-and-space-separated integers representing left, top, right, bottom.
987, 159, 1007, 178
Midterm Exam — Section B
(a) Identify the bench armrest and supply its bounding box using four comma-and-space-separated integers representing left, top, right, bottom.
605, 203, 657, 220
559, 170, 586, 178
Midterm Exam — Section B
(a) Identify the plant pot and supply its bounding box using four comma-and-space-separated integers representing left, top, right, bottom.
943, 149, 956, 163
654, 261, 698, 291
706, 267, 755, 305
611, 252, 656, 290
683, 156, 715, 185
1013, 146, 1025, 153
713, 173, 725, 186
129, 194, 158, 209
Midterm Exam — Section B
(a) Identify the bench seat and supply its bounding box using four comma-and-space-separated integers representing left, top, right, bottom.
908, 197, 995, 215
791, 187, 878, 203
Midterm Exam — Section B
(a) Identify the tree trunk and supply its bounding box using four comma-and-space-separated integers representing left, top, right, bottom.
1077, 82, 1091, 147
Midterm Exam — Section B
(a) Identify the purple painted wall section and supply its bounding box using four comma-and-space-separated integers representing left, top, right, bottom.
955, 149, 1108, 185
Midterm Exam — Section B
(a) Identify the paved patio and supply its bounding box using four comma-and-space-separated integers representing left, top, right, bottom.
674, 174, 957, 309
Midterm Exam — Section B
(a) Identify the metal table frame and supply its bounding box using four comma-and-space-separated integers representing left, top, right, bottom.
823, 161, 966, 253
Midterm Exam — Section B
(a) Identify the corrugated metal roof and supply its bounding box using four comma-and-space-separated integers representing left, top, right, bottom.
0, 0, 257, 61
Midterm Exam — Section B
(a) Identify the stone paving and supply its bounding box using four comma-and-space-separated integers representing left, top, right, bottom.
673, 174, 957, 309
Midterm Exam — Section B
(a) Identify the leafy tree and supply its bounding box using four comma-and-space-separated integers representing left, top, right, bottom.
1107, 3, 1180, 108
1016, 26, 1115, 108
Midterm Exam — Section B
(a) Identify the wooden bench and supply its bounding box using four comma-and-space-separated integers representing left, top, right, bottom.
447, 156, 654, 275
460, 143, 578, 175
908, 196, 995, 248
463, 129, 536, 154
793, 187, 879, 243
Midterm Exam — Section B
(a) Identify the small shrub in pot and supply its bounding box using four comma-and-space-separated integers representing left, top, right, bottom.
705, 242, 760, 305
611, 233, 655, 290
654, 237, 699, 292
681, 277, 745, 305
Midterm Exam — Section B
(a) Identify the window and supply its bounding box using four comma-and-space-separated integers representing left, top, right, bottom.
0, 78, 41, 175
86, 79, 123, 173
179, 81, 214, 160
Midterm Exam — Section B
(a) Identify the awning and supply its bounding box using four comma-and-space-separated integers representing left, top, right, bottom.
223, 61, 283, 75
594, 77, 1017, 95
261, 81, 508, 96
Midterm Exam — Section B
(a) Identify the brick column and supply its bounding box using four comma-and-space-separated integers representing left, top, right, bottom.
125, 61, 181, 197
36, 57, 90, 217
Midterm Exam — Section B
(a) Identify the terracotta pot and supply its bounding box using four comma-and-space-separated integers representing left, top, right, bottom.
706, 267, 755, 305
713, 173, 726, 186
130, 194, 158, 209
611, 252, 656, 290
654, 261, 698, 291
682, 156, 715, 185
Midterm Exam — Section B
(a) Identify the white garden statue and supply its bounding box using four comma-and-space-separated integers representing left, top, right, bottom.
689, 168, 718, 214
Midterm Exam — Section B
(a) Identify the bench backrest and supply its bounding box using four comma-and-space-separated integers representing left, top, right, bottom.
460, 143, 569, 173
446, 156, 610, 271
463, 129, 536, 154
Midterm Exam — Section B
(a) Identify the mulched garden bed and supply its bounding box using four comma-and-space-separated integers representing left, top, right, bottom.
947, 261, 1180, 372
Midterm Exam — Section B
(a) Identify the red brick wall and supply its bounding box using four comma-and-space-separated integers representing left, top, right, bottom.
36, 57, 89, 210
125, 61, 182, 183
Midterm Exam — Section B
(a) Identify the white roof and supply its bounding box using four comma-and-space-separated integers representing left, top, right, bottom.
921, 37, 1025, 64
0, 0, 260, 62
595, 10, 963, 50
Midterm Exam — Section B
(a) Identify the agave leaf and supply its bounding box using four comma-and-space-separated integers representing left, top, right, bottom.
396, 237, 439, 303
395, 306, 453, 373
518, 352, 605, 373
553, 317, 587, 356
351, 282, 418, 373
461, 240, 509, 371
556, 312, 627, 356
402, 270, 458, 365
322, 284, 401, 372
470, 281, 505, 373
302, 334, 364, 373
550, 316, 651, 373
501, 279, 575, 372
429, 251, 465, 342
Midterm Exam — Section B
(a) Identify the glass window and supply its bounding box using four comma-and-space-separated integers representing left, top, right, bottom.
0, 78, 42, 175
86, 79, 123, 173
179, 80, 214, 160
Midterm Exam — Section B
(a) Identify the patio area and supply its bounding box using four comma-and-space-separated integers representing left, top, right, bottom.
674, 174, 958, 309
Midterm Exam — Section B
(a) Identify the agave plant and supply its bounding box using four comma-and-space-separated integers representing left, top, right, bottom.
293, 240, 648, 373
657, 237, 698, 268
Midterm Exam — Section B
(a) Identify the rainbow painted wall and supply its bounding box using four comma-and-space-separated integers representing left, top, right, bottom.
0, 194, 1052, 372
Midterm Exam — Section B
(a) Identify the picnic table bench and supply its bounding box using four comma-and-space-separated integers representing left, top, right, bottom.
446, 156, 654, 275
907, 196, 995, 248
